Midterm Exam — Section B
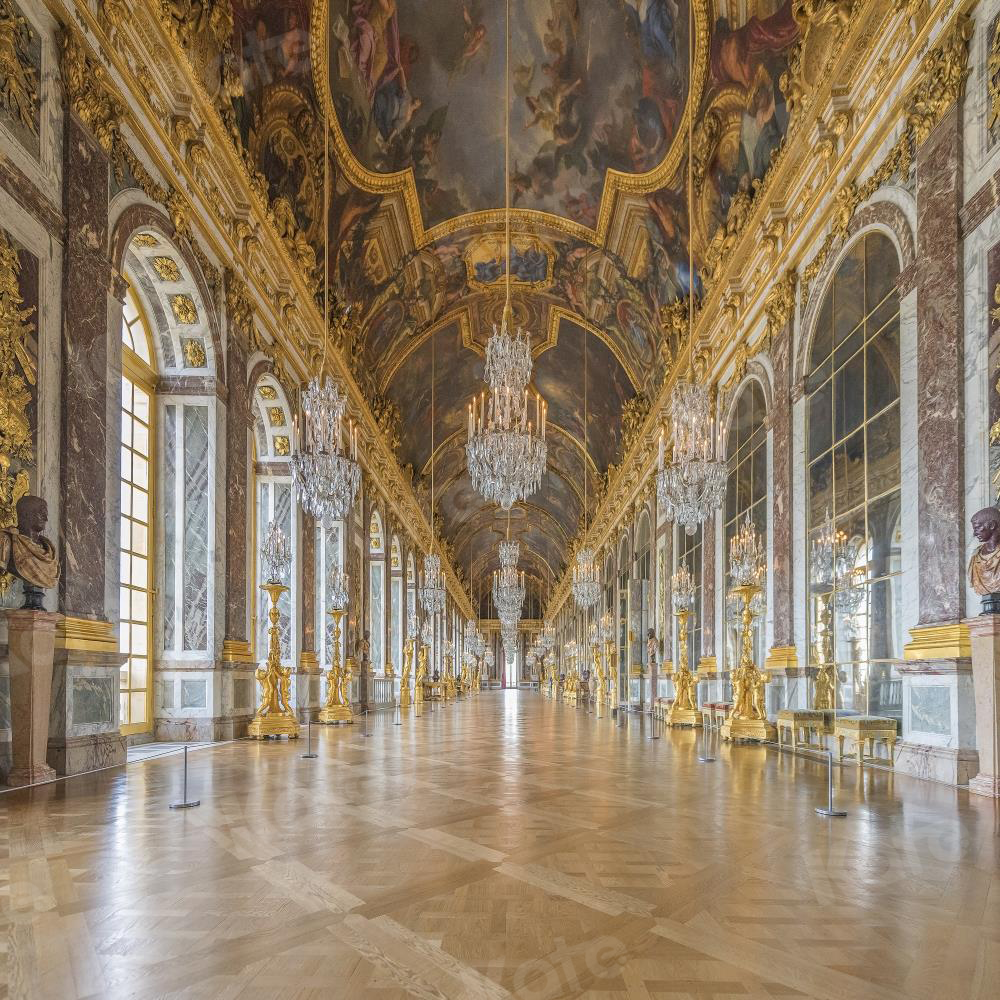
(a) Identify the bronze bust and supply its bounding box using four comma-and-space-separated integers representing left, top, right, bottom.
969, 506, 1000, 613
0, 495, 60, 610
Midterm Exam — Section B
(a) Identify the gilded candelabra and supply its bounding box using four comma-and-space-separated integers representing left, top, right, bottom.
813, 592, 836, 710
248, 582, 301, 739
444, 654, 456, 700
319, 609, 352, 723
667, 562, 701, 728
721, 516, 775, 742
400, 638, 414, 708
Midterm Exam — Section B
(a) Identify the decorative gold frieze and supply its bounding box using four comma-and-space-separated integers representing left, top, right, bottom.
267, 406, 284, 427
764, 267, 797, 340
131, 233, 158, 248
182, 338, 206, 368
905, 13, 973, 145
989, 15, 1000, 134
780, 0, 854, 122
151, 256, 181, 282
170, 294, 198, 324
224, 269, 255, 345
0, 0, 39, 135
59, 28, 122, 153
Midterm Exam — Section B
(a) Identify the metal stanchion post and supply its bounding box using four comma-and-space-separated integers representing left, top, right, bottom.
648, 705, 659, 740
169, 745, 201, 810
393, 699, 402, 726
697, 722, 715, 763
362, 707, 372, 737
815, 751, 847, 817
300, 719, 318, 758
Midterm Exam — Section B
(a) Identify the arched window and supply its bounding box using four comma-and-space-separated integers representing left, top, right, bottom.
634, 513, 652, 668
119, 286, 156, 735
369, 511, 385, 675
315, 515, 344, 669
806, 231, 902, 719
725, 381, 767, 675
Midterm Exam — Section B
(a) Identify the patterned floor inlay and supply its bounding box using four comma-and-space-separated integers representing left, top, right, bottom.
2, 692, 998, 999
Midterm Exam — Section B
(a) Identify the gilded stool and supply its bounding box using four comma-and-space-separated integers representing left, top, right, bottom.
776, 709, 825, 750
833, 716, 897, 767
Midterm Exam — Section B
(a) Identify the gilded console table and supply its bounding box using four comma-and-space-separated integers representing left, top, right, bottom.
833, 716, 897, 767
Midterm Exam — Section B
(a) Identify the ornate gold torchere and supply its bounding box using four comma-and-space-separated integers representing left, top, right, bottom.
248, 582, 301, 739
400, 638, 414, 708
319, 609, 352, 724
384, 657, 395, 680
813, 591, 836, 711
720, 582, 776, 742
444, 654, 455, 700
604, 639, 617, 707
667, 608, 702, 727
414, 643, 428, 707
593, 643, 605, 707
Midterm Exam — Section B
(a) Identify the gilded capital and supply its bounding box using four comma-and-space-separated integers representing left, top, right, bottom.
906, 13, 973, 145
59, 28, 122, 153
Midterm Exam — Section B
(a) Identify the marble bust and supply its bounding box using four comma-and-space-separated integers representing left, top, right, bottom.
969, 506, 1000, 613
0, 495, 60, 609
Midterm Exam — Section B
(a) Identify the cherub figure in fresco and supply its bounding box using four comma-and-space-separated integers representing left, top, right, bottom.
450, 4, 488, 80
280, 8, 309, 78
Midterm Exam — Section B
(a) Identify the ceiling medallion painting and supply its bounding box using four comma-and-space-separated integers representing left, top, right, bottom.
315, 0, 703, 240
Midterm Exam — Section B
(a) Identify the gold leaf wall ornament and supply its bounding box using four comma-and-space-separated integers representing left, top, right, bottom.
170, 293, 198, 324
181, 337, 206, 368
989, 17, 1000, 134
273, 434, 289, 456
0, 0, 39, 135
131, 233, 159, 248
158, 0, 233, 54
59, 28, 122, 153
0, 227, 36, 594
258, 384, 277, 400
224, 269, 255, 345
779, 0, 854, 122
267, 406, 285, 427
151, 256, 181, 282
621, 392, 651, 459
905, 13, 973, 145
764, 267, 798, 341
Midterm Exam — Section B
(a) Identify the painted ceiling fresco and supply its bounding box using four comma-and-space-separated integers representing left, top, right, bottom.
326, 0, 690, 229
222, 0, 801, 601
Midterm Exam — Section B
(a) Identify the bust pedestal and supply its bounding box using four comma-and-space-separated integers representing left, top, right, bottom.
5, 610, 61, 787
966, 614, 1000, 797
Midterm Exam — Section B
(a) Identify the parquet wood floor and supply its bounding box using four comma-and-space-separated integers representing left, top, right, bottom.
2, 693, 999, 999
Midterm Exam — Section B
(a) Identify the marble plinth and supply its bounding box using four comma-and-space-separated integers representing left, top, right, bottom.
965, 614, 1000, 797
5, 610, 60, 787
721, 717, 776, 743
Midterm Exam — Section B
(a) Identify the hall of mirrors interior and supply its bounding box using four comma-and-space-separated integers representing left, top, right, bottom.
2, 1, 1000, 998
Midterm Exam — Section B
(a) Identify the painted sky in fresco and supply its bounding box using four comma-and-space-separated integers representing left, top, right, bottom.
327, 0, 689, 228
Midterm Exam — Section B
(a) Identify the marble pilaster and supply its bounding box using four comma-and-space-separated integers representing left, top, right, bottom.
915, 104, 966, 627
59, 111, 113, 620
768, 324, 794, 656
966, 613, 1000, 796
700, 512, 716, 666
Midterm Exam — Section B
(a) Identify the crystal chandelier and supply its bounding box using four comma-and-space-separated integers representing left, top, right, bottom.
656, 379, 726, 535
327, 560, 349, 611
466, 0, 547, 511
541, 620, 556, 651
492, 539, 525, 624
407, 610, 419, 641
419, 552, 446, 615
572, 546, 601, 609
291, 376, 361, 519
671, 560, 695, 613
261, 519, 291, 584
420, 617, 433, 647
598, 609, 615, 644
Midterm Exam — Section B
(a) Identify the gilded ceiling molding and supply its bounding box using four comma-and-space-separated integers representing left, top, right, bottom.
308, 0, 711, 250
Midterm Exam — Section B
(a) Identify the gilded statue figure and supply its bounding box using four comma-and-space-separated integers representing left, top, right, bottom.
400, 639, 413, 708
340, 656, 355, 707
415, 643, 428, 705
673, 660, 696, 711
969, 506, 1000, 612
0, 495, 59, 608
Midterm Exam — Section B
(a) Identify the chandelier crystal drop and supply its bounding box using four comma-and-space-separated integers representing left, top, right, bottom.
290, 376, 361, 520
420, 617, 433, 647
729, 514, 766, 589
572, 547, 601, 610
671, 560, 696, 613
541, 620, 556, 651
656, 379, 726, 535
419, 553, 446, 616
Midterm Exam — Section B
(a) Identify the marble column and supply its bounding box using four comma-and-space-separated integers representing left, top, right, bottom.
699, 513, 716, 669
298, 512, 319, 719
766, 324, 796, 669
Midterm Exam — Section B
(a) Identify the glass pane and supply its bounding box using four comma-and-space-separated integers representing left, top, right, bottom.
832, 242, 865, 345
865, 232, 900, 308
810, 291, 833, 371
867, 292, 898, 339
132, 489, 148, 522
120, 519, 130, 550
121, 412, 132, 447
866, 405, 900, 499
866, 320, 900, 417
868, 578, 902, 663
120, 552, 130, 586
121, 482, 132, 518
834, 428, 865, 512
808, 452, 833, 528
132, 386, 150, 423
131, 623, 147, 656
751, 446, 767, 504
132, 556, 148, 589
131, 589, 147, 622
808, 378, 832, 461
120, 693, 129, 724
132, 422, 149, 456
834, 350, 865, 440
130, 692, 147, 725
131, 522, 148, 556
867, 490, 901, 579
120, 586, 130, 620
122, 378, 133, 411
120, 663, 130, 687
121, 446, 132, 482
833, 326, 863, 371
132, 455, 148, 489
130, 657, 148, 690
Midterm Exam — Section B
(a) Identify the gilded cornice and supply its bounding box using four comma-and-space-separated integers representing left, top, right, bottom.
56, 0, 475, 619
544, 0, 970, 620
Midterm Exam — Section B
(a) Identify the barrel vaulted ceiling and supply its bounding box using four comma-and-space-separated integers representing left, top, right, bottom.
228, 0, 800, 604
